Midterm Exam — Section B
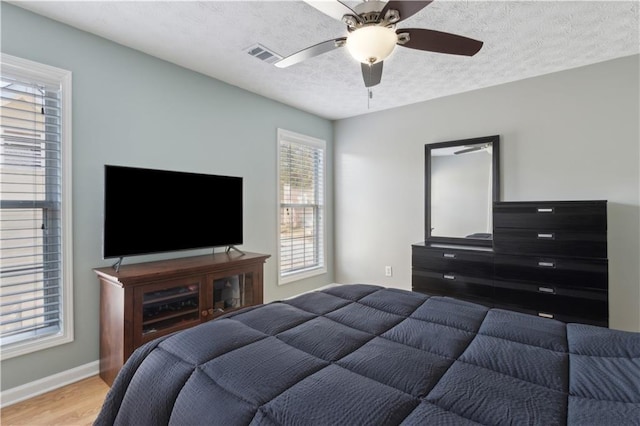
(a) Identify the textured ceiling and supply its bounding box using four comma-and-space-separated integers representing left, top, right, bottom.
8, 1, 640, 120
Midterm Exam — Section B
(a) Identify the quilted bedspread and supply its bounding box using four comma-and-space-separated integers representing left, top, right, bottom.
95, 284, 640, 425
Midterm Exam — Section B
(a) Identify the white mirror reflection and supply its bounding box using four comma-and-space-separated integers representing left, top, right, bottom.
429, 141, 495, 240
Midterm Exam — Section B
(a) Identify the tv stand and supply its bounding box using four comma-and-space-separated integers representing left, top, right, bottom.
225, 245, 245, 255
95, 251, 270, 386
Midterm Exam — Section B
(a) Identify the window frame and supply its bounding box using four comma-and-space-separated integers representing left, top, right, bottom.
0, 53, 74, 360
277, 128, 327, 285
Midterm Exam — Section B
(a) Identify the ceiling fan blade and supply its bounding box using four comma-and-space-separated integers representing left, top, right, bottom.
454, 146, 482, 155
361, 61, 383, 87
398, 28, 483, 56
303, 0, 359, 22
455, 143, 489, 155
380, 1, 433, 23
275, 38, 346, 68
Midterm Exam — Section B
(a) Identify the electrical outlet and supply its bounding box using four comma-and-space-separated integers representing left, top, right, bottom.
385, 266, 392, 277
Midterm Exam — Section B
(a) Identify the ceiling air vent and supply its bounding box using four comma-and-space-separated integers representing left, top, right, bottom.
246, 44, 282, 64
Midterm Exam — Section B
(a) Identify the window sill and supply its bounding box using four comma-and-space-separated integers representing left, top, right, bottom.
1, 331, 73, 361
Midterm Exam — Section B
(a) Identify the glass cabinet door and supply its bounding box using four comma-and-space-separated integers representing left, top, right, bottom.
134, 278, 203, 343
209, 271, 256, 317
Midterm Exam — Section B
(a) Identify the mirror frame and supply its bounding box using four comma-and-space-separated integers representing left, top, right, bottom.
425, 135, 500, 247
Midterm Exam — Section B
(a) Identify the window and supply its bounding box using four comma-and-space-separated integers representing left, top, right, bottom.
277, 129, 326, 284
0, 53, 73, 359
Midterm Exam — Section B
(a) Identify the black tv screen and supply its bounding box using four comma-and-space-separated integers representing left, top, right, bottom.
103, 165, 243, 258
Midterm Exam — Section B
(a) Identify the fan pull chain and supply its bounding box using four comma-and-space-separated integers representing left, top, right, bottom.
367, 88, 373, 109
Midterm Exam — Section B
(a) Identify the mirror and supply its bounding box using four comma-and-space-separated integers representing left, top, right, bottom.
425, 135, 500, 246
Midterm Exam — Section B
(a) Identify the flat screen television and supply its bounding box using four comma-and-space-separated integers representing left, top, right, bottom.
103, 165, 243, 259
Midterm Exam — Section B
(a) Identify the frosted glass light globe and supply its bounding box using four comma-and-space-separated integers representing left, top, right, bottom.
346, 26, 397, 64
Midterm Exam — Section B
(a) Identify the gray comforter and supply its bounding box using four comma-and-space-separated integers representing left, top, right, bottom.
95, 284, 640, 425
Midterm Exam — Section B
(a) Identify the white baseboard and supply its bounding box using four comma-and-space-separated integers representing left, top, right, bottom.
284, 283, 343, 300
311, 283, 344, 292
1, 360, 100, 408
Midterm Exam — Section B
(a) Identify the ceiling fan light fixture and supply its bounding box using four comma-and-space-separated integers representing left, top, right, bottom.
346, 25, 397, 64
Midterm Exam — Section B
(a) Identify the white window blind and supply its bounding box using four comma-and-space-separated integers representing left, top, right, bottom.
278, 129, 326, 283
0, 54, 73, 358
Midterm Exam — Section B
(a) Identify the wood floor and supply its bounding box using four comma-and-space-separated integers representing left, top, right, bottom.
1, 376, 109, 426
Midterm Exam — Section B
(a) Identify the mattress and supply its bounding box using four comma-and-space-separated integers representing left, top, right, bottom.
94, 284, 640, 425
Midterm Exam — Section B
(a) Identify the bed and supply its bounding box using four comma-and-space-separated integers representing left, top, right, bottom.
94, 284, 640, 425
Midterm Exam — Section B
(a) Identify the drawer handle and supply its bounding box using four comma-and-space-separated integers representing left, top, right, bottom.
537, 208, 554, 213
538, 286, 555, 294
443, 253, 456, 259
538, 312, 554, 319
537, 233, 554, 239
443, 274, 456, 280
537, 261, 556, 268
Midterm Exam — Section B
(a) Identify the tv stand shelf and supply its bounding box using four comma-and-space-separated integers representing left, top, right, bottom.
95, 251, 270, 386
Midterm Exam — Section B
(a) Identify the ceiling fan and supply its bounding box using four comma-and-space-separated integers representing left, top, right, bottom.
275, 0, 484, 88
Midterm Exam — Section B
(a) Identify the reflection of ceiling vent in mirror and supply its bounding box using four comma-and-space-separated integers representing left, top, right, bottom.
246, 44, 282, 64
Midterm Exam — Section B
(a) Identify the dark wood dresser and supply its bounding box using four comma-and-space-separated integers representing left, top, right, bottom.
412, 244, 494, 305
412, 200, 608, 326
95, 252, 270, 386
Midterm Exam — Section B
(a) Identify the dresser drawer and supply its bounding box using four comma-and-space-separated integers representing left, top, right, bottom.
493, 288, 608, 326
493, 278, 606, 301
493, 201, 606, 231
412, 246, 493, 278
493, 228, 607, 258
412, 270, 493, 301
494, 254, 608, 293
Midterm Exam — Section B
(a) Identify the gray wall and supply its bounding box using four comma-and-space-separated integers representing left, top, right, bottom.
335, 55, 640, 332
1, 3, 334, 390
